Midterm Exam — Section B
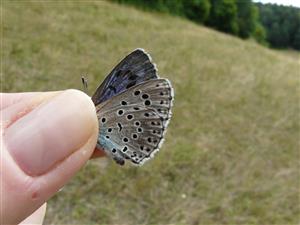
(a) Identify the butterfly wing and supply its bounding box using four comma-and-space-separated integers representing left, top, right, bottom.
92, 48, 158, 106
96, 79, 174, 165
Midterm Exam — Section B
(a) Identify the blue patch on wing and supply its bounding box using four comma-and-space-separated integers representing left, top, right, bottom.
98, 133, 115, 152
97, 128, 126, 165
92, 49, 158, 105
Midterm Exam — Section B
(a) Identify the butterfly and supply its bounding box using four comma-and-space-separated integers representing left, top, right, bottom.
90, 49, 174, 166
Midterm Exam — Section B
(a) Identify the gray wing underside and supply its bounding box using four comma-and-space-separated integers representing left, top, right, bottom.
96, 78, 174, 165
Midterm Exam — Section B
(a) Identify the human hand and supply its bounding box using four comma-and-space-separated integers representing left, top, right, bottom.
1, 90, 104, 224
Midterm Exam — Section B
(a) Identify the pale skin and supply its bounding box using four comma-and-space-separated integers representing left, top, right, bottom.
0, 90, 105, 224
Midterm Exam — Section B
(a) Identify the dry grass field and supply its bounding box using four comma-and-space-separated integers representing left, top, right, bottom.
2, 1, 299, 224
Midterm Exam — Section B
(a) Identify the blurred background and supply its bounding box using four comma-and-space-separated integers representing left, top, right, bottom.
2, 0, 299, 224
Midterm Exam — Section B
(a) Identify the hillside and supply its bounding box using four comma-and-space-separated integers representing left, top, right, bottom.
3, 1, 299, 224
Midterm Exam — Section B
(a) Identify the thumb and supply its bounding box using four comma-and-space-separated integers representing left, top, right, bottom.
1, 90, 99, 224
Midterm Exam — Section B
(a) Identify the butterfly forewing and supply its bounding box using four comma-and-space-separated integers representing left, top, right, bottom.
92, 48, 158, 106
96, 79, 174, 165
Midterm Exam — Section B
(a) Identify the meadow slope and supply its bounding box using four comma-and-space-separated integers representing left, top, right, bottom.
2, 1, 299, 224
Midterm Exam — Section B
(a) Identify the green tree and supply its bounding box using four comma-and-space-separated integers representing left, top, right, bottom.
253, 23, 267, 45
236, 0, 257, 38
256, 3, 300, 50
155, 0, 185, 15
206, 0, 239, 35
292, 28, 300, 50
184, 0, 211, 23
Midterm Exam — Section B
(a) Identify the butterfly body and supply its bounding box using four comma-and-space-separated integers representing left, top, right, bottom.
92, 49, 174, 166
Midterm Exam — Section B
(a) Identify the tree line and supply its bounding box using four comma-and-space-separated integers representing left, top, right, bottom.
111, 0, 300, 50
256, 3, 300, 50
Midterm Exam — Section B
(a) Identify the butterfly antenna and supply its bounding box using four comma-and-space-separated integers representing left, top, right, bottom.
81, 76, 88, 93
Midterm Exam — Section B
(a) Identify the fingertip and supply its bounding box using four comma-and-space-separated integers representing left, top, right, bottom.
5, 89, 99, 176
63, 89, 99, 134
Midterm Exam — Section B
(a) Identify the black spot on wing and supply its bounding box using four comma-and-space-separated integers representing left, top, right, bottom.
108, 85, 117, 93
115, 70, 122, 77
118, 123, 123, 132
128, 74, 138, 80
126, 81, 136, 89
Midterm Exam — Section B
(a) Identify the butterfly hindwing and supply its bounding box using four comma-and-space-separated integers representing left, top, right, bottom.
92, 48, 158, 106
95, 79, 174, 165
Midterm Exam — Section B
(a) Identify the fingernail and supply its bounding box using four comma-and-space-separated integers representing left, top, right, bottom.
4, 90, 97, 176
